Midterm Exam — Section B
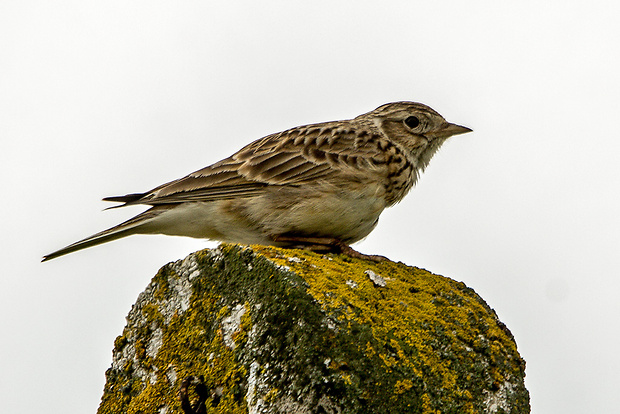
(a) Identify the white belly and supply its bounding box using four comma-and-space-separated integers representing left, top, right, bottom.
146, 183, 386, 246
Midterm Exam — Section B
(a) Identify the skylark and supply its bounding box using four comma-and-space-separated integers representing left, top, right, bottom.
43, 102, 471, 262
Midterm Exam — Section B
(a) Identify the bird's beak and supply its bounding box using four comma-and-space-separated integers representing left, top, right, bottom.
425, 122, 473, 140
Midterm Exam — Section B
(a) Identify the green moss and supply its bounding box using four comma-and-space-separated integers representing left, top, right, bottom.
99, 252, 251, 414
252, 245, 527, 413
98, 244, 528, 414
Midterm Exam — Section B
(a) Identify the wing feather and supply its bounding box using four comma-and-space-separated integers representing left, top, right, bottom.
106, 120, 391, 207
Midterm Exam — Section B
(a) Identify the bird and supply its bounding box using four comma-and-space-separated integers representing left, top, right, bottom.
43, 101, 472, 262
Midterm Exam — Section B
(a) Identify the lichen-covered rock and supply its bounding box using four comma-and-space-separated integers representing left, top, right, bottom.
98, 245, 529, 414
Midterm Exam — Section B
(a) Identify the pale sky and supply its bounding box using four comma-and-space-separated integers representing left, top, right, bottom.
2, 1, 619, 413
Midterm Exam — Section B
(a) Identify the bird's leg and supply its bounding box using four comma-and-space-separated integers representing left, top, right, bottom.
336, 242, 390, 262
273, 235, 389, 262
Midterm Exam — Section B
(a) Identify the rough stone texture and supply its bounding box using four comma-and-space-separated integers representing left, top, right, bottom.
98, 244, 529, 414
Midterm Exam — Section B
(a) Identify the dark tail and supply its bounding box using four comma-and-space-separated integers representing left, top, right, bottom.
42, 208, 160, 261
102, 192, 148, 209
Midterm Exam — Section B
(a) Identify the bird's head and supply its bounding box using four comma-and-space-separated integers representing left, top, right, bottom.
357, 101, 472, 169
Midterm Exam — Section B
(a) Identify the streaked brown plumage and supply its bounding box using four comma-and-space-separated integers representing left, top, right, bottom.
43, 102, 471, 261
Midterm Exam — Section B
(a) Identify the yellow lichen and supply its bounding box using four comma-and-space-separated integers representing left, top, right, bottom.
99, 244, 528, 413
251, 245, 523, 407
99, 258, 251, 414
394, 379, 413, 394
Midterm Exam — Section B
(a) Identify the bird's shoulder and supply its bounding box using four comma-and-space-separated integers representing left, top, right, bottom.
125, 119, 411, 205
220, 119, 404, 181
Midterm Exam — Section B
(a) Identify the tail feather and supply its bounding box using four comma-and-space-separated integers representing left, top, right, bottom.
102, 192, 148, 210
102, 192, 147, 203
42, 208, 161, 262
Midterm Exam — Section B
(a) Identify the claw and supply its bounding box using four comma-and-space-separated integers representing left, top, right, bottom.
273, 236, 389, 262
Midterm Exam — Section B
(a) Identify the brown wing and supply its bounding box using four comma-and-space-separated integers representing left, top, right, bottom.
107, 120, 394, 206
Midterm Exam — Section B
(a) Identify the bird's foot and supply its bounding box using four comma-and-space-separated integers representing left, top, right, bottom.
273, 236, 389, 262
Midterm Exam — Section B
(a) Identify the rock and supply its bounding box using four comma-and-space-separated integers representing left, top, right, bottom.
98, 244, 529, 414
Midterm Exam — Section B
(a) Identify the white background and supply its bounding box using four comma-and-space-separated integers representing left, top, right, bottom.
2, 1, 619, 413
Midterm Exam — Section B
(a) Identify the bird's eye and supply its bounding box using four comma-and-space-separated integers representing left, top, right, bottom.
404, 116, 420, 129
